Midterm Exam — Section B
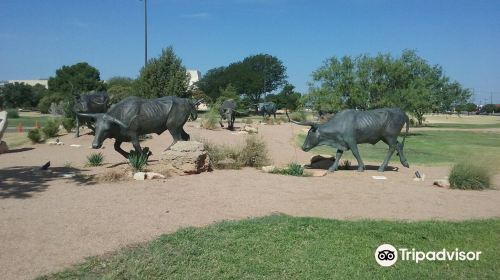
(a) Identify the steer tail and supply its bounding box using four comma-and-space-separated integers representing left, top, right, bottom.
401, 114, 410, 147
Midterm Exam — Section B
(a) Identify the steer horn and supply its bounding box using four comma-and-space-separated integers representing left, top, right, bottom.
285, 109, 318, 127
76, 113, 102, 120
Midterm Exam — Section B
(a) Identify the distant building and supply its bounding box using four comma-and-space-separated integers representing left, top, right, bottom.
7, 79, 48, 88
187, 70, 201, 88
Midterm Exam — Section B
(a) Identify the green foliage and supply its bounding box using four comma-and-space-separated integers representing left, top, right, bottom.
483, 104, 496, 114
6, 108, 19, 118
1, 82, 46, 109
48, 62, 106, 94
289, 110, 307, 122
39, 216, 500, 280
38, 92, 72, 114
265, 84, 301, 110
305, 50, 471, 124
237, 135, 270, 167
271, 163, 306, 176
27, 129, 42, 144
107, 76, 137, 104
449, 163, 491, 190
128, 147, 150, 172
42, 119, 60, 138
197, 53, 287, 104
86, 152, 104, 167
137, 46, 189, 98
61, 118, 75, 133
201, 109, 220, 130
464, 102, 477, 114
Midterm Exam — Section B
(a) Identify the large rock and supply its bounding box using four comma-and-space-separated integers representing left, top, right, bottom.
161, 141, 212, 175
0, 110, 8, 141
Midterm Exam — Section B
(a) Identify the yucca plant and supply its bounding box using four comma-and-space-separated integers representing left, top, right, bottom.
86, 152, 104, 167
128, 147, 150, 172
271, 163, 307, 177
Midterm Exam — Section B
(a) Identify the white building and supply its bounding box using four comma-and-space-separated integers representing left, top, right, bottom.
187, 69, 201, 87
7, 79, 48, 88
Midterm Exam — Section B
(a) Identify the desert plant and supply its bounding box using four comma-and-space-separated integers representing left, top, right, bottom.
201, 110, 219, 130
449, 162, 490, 190
27, 129, 42, 144
62, 118, 75, 133
6, 108, 19, 118
271, 163, 306, 176
236, 136, 270, 168
128, 147, 150, 172
86, 152, 104, 167
42, 119, 60, 138
202, 140, 241, 169
290, 110, 307, 122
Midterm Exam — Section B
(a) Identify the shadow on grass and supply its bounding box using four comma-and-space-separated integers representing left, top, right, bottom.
0, 166, 96, 199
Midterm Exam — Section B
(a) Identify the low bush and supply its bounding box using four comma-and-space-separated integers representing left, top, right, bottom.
290, 110, 307, 122
202, 136, 270, 169
128, 147, 150, 172
449, 162, 490, 190
27, 129, 42, 144
201, 110, 219, 130
271, 163, 307, 177
86, 152, 104, 167
42, 119, 60, 138
236, 136, 270, 168
61, 118, 75, 133
6, 108, 19, 118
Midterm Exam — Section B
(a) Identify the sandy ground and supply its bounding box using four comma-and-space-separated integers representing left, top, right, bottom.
1, 121, 500, 279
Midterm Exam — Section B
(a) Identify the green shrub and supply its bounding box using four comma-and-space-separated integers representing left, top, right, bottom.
62, 118, 75, 133
27, 129, 42, 144
290, 110, 307, 122
6, 108, 19, 118
236, 136, 270, 168
449, 163, 490, 190
201, 110, 219, 130
86, 152, 104, 167
271, 163, 307, 176
128, 147, 150, 172
42, 119, 60, 138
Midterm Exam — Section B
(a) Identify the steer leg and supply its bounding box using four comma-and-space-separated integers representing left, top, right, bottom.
396, 142, 410, 168
75, 117, 80, 138
114, 140, 130, 159
379, 144, 396, 172
328, 149, 344, 172
165, 128, 182, 151
350, 144, 365, 172
180, 128, 190, 141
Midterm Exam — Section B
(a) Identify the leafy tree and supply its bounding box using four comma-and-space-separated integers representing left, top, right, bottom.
1, 82, 46, 109
137, 46, 190, 98
196, 54, 287, 105
265, 84, 301, 110
483, 104, 496, 114
464, 103, 477, 115
107, 76, 137, 104
38, 92, 71, 114
48, 62, 106, 95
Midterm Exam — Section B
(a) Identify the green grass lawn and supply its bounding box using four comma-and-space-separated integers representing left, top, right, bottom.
297, 130, 500, 168
6, 115, 57, 128
38, 215, 500, 279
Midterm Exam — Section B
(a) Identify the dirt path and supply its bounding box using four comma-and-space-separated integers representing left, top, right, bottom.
1, 121, 500, 279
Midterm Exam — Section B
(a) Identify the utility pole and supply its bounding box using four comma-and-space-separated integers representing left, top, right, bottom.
144, 0, 148, 67
491, 92, 493, 105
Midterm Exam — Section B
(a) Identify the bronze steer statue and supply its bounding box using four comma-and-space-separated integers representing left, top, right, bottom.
288, 108, 410, 172
74, 91, 110, 137
257, 102, 277, 119
78, 96, 200, 158
219, 99, 237, 130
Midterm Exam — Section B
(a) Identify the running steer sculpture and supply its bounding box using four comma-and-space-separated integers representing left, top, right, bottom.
74, 91, 110, 137
257, 102, 277, 119
78, 96, 200, 158
219, 99, 237, 130
287, 108, 410, 172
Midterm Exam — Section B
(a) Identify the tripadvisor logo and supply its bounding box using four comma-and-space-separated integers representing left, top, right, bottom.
375, 244, 482, 267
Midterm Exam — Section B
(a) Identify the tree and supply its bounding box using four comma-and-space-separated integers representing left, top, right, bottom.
483, 104, 496, 114
196, 54, 287, 105
48, 62, 106, 95
107, 76, 137, 104
137, 46, 190, 98
1, 82, 46, 109
464, 103, 477, 115
265, 84, 301, 110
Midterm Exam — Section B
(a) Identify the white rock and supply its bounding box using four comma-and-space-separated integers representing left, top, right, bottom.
372, 176, 387, 180
146, 172, 165, 180
262, 165, 276, 173
433, 179, 450, 188
133, 172, 146, 180
70, 144, 81, 148
305, 170, 328, 177
0, 111, 8, 141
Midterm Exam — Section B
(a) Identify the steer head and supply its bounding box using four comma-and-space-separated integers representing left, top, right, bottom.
76, 113, 127, 149
285, 109, 321, 151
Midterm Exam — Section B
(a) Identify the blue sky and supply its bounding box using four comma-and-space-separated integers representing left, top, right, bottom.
1, 0, 499, 103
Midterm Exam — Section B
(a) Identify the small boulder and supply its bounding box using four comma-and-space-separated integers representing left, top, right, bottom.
161, 141, 211, 175
262, 165, 276, 173
133, 172, 146, 180
305, 169, 327, 177
433, 178, 450, 189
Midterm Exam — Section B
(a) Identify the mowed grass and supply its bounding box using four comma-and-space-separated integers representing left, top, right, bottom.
297, 130, 500, 169
6, 114, 56, 128
39, 215, 500, 279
